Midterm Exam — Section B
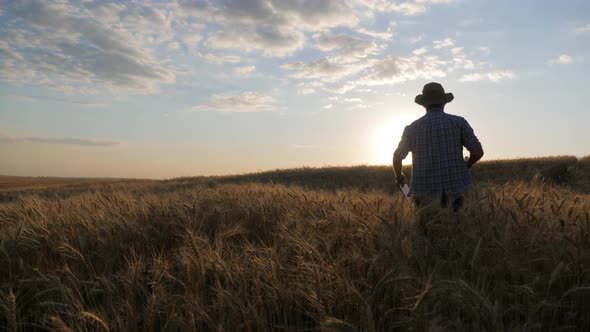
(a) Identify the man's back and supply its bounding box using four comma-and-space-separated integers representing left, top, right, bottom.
394, 109, 482, 195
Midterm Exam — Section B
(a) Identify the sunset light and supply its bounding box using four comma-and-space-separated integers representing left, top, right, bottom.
2, 1, 590, 330
0, 0, 588, 178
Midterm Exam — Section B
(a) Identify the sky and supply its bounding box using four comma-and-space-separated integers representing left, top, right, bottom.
0, 0, 589, 179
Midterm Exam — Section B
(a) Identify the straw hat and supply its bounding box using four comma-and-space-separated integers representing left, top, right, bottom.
415, 82, 454, 107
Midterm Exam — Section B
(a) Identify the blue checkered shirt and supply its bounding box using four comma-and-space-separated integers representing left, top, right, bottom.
393, 109, 482, 196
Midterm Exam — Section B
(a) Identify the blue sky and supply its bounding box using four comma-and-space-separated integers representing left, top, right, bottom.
0, 0, 589, 178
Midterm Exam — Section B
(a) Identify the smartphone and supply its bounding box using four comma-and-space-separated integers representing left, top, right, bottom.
399, 184, 410, 198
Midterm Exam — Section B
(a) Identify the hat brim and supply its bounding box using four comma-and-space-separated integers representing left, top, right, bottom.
415, 92, 454, 107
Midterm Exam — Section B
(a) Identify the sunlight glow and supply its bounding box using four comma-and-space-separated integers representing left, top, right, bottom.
369, 113, 415, 165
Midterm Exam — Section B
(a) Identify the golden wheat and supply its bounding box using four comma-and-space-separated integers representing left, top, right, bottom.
1, 158, 590, 330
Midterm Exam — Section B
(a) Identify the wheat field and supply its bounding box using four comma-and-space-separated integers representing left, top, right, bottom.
1, 157, 590, 331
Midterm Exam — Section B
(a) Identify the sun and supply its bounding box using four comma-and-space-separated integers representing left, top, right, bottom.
369, 114, 415, 165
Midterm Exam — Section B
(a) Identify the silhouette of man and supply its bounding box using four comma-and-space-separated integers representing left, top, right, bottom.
392, 82, 483, 211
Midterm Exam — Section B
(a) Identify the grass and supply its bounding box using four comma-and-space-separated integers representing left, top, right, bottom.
1, 156, 590, 330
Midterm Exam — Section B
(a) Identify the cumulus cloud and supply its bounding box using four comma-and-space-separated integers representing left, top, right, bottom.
412, 47, 427, 55
201, 0, 452, 57
450, 47, 474, 69
270, 0, 360, 29
0, 133, 120, 147
234, 65, 256, 76
282, 57, 375, 84
191, 91, 276, 113
353, 55, 447, 86
313, 33, 379, 60
555, 54, 574, 64
202, 0, 361, 57
433, 38, 455, 49
201, 53, 242, 64
285, 36, 513, 94
353, 0, 427, 15
356, 27, 394, 40
0, 0, 175, 94
206, 24, 305, 57
459, 70, 515, 82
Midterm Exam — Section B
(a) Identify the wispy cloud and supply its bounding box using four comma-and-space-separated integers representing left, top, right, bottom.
357, 0, 456, 16
200, 53, 242, 64
409, 34, 425, 43
291, 144, 322, 149
554, 54, 574, 64
575, 23, 590, 34
7, 94, 36, 102
459, 70, 515, 82
433, 38, 455, 49
478, 46, 491, 55
190, 92, 277, 113
5, 94, 107, 107
233, 65, 256, 77
313, 33, 379, 61
0, 133, 120, 147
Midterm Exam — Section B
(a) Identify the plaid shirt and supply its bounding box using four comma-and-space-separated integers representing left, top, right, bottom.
394, 109, 482, 196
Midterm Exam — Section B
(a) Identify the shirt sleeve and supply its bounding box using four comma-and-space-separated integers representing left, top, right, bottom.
460, 118, 482, 153
393, 125, 411, 161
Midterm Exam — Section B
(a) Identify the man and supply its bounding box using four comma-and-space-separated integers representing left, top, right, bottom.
393, 82, 483, 211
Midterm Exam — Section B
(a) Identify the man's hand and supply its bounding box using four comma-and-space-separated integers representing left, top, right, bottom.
465, 149, 484, 169
395, 174, 406, 187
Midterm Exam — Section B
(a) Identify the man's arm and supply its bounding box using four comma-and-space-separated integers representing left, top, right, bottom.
393, 126, 411, 185
393, 155, 404, 185
460, 118, 484, 168
465, 148, 484, 169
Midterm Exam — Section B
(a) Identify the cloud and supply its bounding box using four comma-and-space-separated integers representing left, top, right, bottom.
0, 0, 176, 94
191, 91, 276, 113
234, 65, 256, 76
201, 53, 242, 64
344, 98, 363, 102
575, 23, 590, 34
356, 27, 394, 40
555, 54, 574, 64
313, 33, 379, 60
348, 55, 448, 88
206, 24, 306, 57
353, 0, 426, 15
7, 94, 36, 102
433, 38, 455, 49
270, 0, 360, 29
0, 133, 120, 146
412, 47, 427, 55
459, 70, 515, 82
285, 37, 513, 95
409, 34, 425, 43
291, 144, 322, 149
202, 0, 452, 57
478, 46, 491, 55
203, 0, 360, 57
450, 47, 474, 69
282, 57, 375, 85
5, 94, 107, 107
